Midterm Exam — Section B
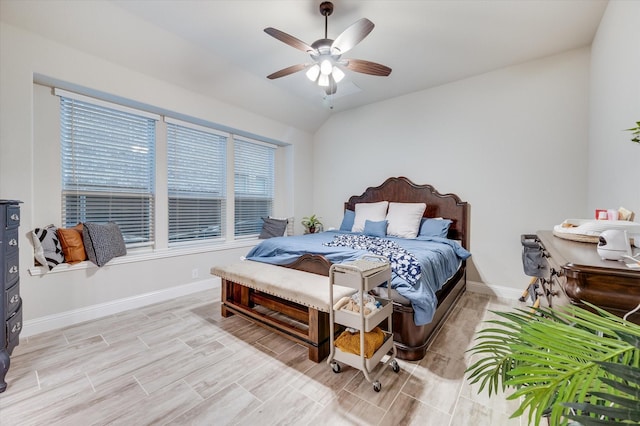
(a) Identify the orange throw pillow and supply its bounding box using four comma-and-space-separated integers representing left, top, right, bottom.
57, 224, 87, 264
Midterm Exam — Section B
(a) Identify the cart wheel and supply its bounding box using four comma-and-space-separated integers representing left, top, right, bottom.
391, 360, 400, 373
331, 362, 341, 374
373, 381, 381, 392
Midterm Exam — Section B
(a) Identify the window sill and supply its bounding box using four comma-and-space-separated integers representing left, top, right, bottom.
28, 238, 259, 276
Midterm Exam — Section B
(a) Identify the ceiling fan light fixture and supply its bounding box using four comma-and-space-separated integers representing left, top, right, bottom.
318, 74, 330, 87
320, 59, 333, 75
306, 64, 320, 82
332, 66, 345, 83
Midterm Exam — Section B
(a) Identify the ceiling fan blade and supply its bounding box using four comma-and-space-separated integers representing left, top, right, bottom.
264, 27, 315, 53
344, 59, 392, 76
267, 63, 309, 80
331, 18, 374, 54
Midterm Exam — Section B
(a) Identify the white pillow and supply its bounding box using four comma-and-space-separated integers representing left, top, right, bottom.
352, 201, 389, 233
385, 202, 427, 239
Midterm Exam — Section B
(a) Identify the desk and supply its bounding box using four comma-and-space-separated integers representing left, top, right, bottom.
537, 231, 640, 323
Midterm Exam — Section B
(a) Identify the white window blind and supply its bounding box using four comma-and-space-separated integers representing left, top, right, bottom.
234, 138, 275, 237
167, 121, 226, 243
60, 96, 156, 247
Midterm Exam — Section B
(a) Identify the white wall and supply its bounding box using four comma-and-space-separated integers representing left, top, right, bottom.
588, 1, 640, 215
313, 48, 591, 295
0, 22, 314, 328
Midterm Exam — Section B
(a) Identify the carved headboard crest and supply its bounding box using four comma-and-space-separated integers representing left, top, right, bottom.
344, 177, 469, 249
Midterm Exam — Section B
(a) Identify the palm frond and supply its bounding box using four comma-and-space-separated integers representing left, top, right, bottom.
566, 415, 627, 426
564, 361, 640, 424
466, 304, 640, 425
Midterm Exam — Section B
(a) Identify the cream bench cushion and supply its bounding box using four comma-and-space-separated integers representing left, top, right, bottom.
211, 260, 355, 313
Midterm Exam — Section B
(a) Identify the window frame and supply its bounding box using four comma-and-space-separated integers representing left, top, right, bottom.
57, 89, 158, 248
166, 118, 228, 246
233, 137, 277, 238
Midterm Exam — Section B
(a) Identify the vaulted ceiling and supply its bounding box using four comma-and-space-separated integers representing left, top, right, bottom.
0, 0, 608, 132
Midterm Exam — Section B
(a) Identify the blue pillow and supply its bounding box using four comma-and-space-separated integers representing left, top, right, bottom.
363, 219, 387, 237
339, 209, 355, 231
418, 218, 452, 238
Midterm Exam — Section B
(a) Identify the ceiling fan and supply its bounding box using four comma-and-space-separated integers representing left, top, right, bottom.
264, 1, 392, 96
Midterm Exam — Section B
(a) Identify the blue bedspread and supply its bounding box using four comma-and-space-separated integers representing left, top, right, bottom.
245, 230, 471, 326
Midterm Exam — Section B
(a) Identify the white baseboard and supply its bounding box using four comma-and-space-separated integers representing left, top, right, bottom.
466, 279, 523, 301
22, 278, 518, 338
22, 278, 221, 338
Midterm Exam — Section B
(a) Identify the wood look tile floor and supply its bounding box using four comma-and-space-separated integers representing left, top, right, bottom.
0, 288, 524, 426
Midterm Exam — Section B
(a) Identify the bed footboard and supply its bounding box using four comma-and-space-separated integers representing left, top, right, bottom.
393, 268, 466, 360
280, 252, 468, 361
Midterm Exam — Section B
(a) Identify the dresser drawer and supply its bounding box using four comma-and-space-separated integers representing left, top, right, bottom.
5, 281, 20, 319
4, 251, 19, 287
4, 228, 19, 256
6, 302, 22, 344
6, 303, 22, 355
4, 205, 21, 229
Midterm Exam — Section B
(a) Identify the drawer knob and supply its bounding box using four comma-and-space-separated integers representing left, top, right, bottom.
11, 322, 21, 333
9, 265, 18, 274
9, 238, 17, 246
10, 213, 19, 221
10, 294, 19, 304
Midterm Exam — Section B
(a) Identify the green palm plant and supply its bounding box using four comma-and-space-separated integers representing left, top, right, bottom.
626, 121, 640, 144
466, 304, 640, 426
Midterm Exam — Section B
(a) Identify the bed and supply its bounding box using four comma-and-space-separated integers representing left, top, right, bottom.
220, 177, 470, 361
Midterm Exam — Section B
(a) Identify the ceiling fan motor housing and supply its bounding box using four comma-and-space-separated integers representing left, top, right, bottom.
311, 39, 340, 59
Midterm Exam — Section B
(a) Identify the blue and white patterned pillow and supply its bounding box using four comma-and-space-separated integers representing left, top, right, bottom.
31, 224, 64, 270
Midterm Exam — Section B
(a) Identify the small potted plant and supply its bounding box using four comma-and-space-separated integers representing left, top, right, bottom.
301, 214, 322, 234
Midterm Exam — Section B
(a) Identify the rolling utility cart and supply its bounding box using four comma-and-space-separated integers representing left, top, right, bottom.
327, 255, 399, 392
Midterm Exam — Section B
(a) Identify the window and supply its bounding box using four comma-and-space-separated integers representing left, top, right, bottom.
167, 120, 226, 244
234, 138, 276, 237
59, 95, 156, 247
50, 86, 285, 255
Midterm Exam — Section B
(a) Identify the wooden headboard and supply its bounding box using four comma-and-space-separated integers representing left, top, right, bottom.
344, 177, 469, 249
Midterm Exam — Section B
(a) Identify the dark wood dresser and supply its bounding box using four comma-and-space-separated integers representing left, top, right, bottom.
536, 230, 640, 323
0, 200, 23, 393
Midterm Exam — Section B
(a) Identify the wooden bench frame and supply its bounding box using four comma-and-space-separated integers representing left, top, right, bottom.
220, 278, 330, 362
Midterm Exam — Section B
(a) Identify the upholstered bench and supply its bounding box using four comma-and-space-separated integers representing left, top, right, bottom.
211, 260, 355, 362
